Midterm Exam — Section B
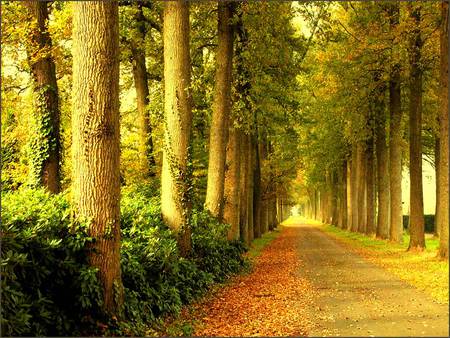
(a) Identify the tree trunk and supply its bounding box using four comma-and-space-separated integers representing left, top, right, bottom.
351, 144, 359, 232
346, 160, 352, 230
253, 136, 261, 239
72, 1, 123, 315
224, 127, 241, 240
340, 161, 348, 229
25, 1, 61, 193
357, 142, 367, 233
239, 132, 249, 244
438, 0, 449, 259
130, 3, 155, 177
331, 171, 339, 226
388, 3, 403, 243
161, 0, 193, 256
205, 1, 235, 219
408, 4, 425, 250
435, 136, 441, 237
260, 140, 269, 234
375, 78, 390, 240
247, 134, 255, 242
271, 197, 277, 229
366, 135, 376, 235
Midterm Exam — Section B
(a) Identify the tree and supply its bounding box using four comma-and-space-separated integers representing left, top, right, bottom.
438, 0, 448, 259
239, 133, 249, 244
357, 142, 367, 233
25, 1, 61, 193
129, 2, 156, 176
388, 3, 403, 243
350, 144, 358, 231
375, 76, 390, 240
224, 128, 241, 240
366, 134, 376, 235
161, 0, 193, 256
72, 1, 123, 315
253, 131, 262, 239
408, 4, 426, 250
205, 1, 235, 219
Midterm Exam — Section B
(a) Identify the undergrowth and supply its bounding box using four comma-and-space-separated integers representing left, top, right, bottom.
1, 186, 247, 336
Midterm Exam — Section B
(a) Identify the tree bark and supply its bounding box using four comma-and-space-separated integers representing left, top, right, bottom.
438, 0, 449, 259
375, 79, 390, 240
340, 161, 348, 229
260, 140, 269, 234
253, 135, 261, 239
347, 159, 352, 230
351, 144, 359, 232
366, 135, 376, 235
408, 4, 425, 250
205, 1, 235, 219
357, 142, 367, 233
331, 171, 339, 226
224, 127, 241, 240
388, 3, 403, 243
435, 136, 441, 237
72, 1, 123, 315
247, 134, 255, 242
25, 1, 61, 193
130, 3, 155, 177
161, 0, 193, 256
239, 132, 249, 244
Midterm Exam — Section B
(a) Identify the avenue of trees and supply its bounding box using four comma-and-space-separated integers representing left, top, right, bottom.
296, 1, 448, 258
1, 0, 448, 335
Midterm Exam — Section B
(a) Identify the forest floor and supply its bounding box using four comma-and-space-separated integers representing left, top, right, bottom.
163, 220, 449, 337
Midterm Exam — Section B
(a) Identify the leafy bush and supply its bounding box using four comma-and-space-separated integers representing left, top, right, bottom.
1, 189, 102, 336
1, 186, 248, 336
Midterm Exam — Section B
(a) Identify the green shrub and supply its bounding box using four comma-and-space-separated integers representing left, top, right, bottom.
1, 189, 102, 336
191, 209, 248, 282
1, 186, 248, 337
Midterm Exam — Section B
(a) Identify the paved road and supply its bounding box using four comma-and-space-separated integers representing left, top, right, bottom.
294, 224, 449, 337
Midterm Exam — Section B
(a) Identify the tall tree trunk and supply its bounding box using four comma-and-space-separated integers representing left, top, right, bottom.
25, 1, 61, 193
205, 1, 235, 219
357, 142, 367, 233
366, 135, 376, 235
72, 1, 123, 315
340, 161, 348, 229
351, 144, 359, 232
331, 171, 339, 226
260, 140, 269, 234
271, 197, 277, 229
130, 3, 155, 176
435, 136, 441, 237
388, 3, 403, 243
408, 4, 425, 250
438, 0, 449, 259
346, 159, 353, 230
247, 134, 255, 242
253, 135, 261, 239
224, 128, 241, 240
239, 132, 249, 244
375, 78, 390, 239
161, 0, 193, 256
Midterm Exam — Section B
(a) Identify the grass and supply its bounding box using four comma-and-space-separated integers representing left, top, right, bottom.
320, 222, 449, 304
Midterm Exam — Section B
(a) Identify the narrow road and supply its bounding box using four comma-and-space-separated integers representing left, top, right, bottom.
179, 223, 448, 337
296, 224, 449, 337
